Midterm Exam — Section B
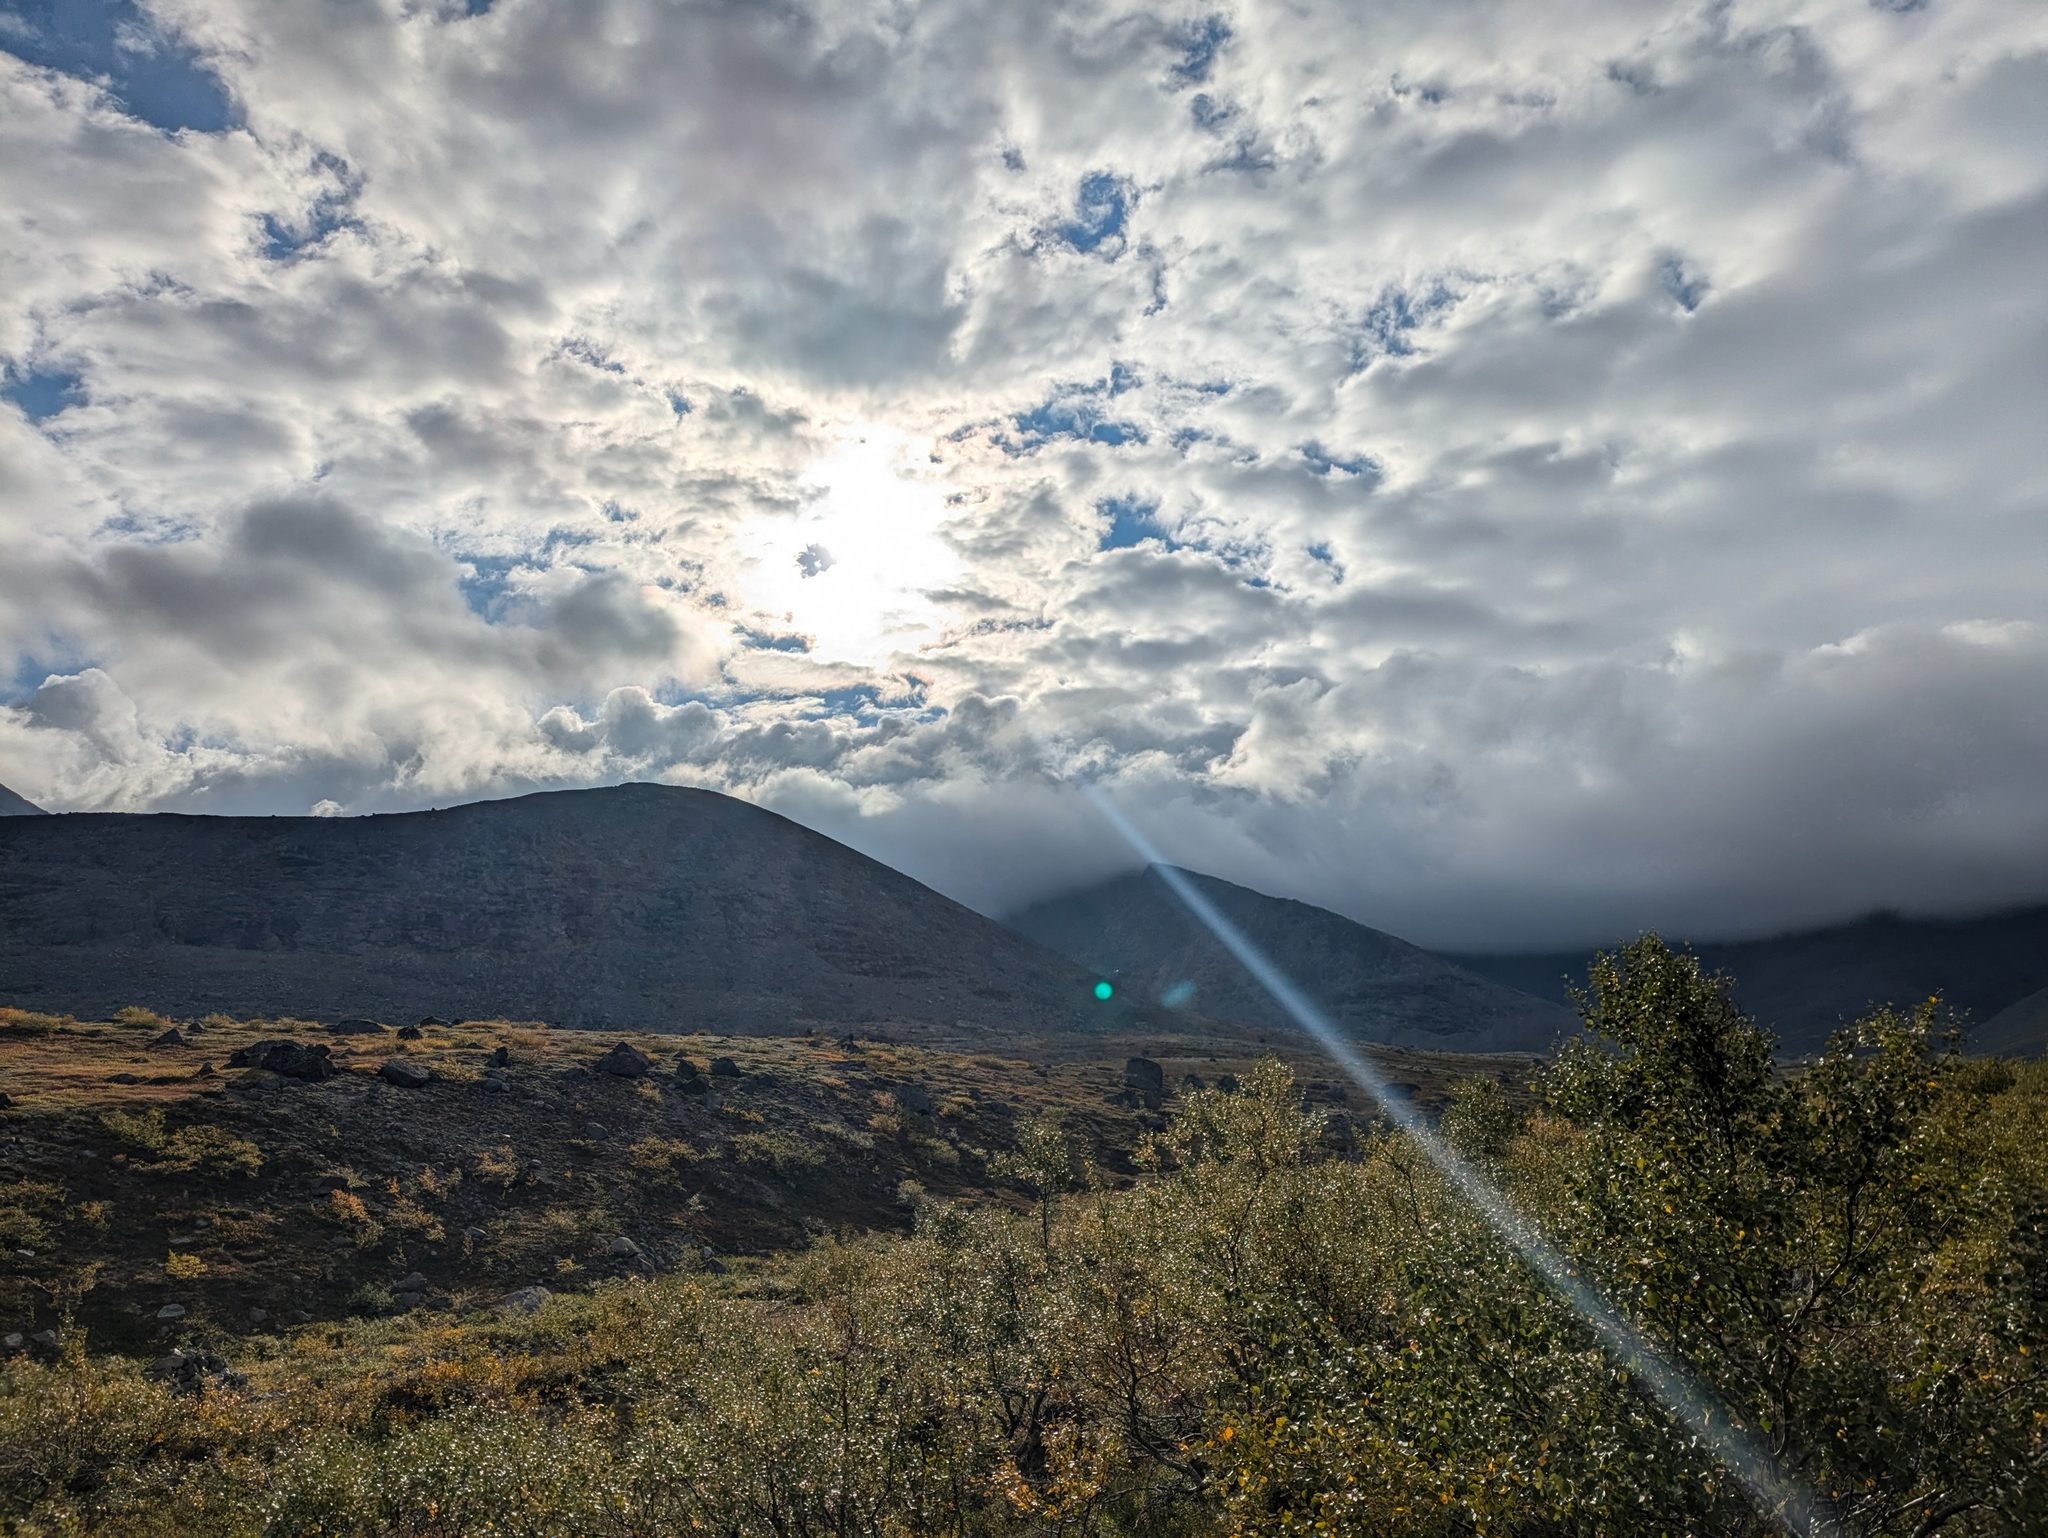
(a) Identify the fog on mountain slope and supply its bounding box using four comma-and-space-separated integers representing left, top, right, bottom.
1449, 906, 2048, 1058
0, 783, 46, 816
0, 784, 1120, 1033
1006, 866, 1577, 1055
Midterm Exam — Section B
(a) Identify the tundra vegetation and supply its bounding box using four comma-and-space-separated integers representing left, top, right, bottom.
1, 938, 2045, 1535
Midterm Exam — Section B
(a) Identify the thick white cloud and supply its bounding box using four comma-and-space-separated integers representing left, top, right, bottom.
0, 0, 2044, 946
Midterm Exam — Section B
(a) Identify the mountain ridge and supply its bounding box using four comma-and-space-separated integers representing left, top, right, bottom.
1447, 904, 2048, 1056
0, 783, 1123, 1033
1006, 865, 1578, 1054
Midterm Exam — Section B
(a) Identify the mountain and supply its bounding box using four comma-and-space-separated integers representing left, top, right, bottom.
0, 784, 1122, 1033
1448, 905, 2048, 1056
0, 782, 45, 816
1006, 866, 1579, 1054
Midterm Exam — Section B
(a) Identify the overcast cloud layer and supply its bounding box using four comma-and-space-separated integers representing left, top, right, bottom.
1, 0, 2044, 947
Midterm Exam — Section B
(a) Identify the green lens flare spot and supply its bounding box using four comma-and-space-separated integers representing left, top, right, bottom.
1093, 981, 1114, 1001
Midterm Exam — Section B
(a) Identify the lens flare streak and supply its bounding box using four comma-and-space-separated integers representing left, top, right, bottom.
1080, 785, 1823, 1537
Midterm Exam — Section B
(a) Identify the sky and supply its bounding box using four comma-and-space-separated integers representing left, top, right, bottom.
0, 0, 2044, 950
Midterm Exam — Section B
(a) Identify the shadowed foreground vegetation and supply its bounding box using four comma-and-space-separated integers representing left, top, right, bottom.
3, 938, 2046, 1536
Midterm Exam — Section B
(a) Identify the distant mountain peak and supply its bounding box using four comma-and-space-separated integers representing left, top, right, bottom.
0, 783, 47, 816
1007, 865, 1576, 1054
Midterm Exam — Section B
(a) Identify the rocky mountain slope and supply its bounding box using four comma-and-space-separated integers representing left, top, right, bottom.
1006, 866, 1578, 1054
1449, 905, 2048, 1057
0, 784, 1121, 1034
0, 783, 44, 816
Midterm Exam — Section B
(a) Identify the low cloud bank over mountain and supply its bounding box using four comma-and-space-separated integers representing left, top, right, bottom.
2, 0, 2044, 947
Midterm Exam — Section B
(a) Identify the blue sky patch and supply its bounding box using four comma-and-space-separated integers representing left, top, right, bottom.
1059, 172, 1132, 255
1002, 383, 1146, 454
1168, 16, 1231, 87
0, 0, 238, 133
735, 625, 811, 654
1301, 441, 1381, 482
1098, 495, 1179, 552
1661, 257, 1709, 312
4, 365, 82, 423
1347, 283, 1457, 371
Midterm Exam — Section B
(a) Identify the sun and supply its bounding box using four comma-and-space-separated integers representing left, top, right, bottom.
734, 425, 962, 667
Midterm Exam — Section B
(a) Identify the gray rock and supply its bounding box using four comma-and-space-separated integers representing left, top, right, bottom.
11, 1249, 32, 1261
330, 1018, 387, 1035
418, 1017, 451, 1028
227, 1039, 336, 1081
895, 1082, 933, 1114
0, 1333, 21, 1350
311, 1173, 351, 1193
396, 1025, 423, 1040
673, 1057, 704, 1084
30, 1329, 56, 1346
394, 1291, 423, 1310
152, 1028, 185, 1046
157, 1303, 187, 1320
395, 1271, 428, 1291
608, 1236, 642, 1258
594, 1041, 652, 1079
248, 1307, 268, 1324
1215, 1074, 1240, 1094
488, 1045, 510, 1067
709, 1056, 741, 1078
463, 1227, 486, 1243
379, 1059, 432, 1088
584, 1122, 610, 1141
0, 1091, 11, 1108
1123, 1057, 1164, 1093
497, 1285, 550, 1313
108, 1072, 143, 1084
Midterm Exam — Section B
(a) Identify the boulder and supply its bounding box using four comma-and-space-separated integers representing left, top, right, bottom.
418, 1017, 451, 1028
30, 1329, 57, 1347
0, 1333, 20, 1351
379, 1059, 432, 1089
497, 1285, 550, 1313
584, 1122, 610, 1141
151, 1029, 186, 1047
594, 1041, 652, 1079
329, 1018, 386, 1036
672, 1057, 704, 1084
395, 1271, 428, 1291
396, 1025, 423, 1040
0, 1091, 11, 1109
608, 1236, 642, 1258
895, 1082, 933, 1114
709, 1056, 741, 1078
463, 1227, 486, 1243
1123, 1057, 1164, 1093
226, 1039, 336, 1082
108, 1072, 143, 1085
1215, 1074, 1240, 1094
488, 1045, 510, 1067
248, 1307, 267, 1324
157, 1303, 187, 1320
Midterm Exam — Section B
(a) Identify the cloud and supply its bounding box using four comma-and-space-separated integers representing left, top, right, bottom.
0, 0, 2043, 945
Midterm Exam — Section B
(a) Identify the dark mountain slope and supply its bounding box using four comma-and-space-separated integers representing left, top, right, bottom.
0, 782, 45, 816
1007, 866, 1578, 1053
1449, 905, 2048, 1056
0, 784, 1119, 1032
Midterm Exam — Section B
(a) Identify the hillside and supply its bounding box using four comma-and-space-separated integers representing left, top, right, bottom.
0, 783, 43, 817
1007, 865, 1578, 1053
1450, 905, 2048, 1056
0, 784, 1121, 1034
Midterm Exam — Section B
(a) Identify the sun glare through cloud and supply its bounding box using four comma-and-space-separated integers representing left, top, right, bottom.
733, 427, 961, 668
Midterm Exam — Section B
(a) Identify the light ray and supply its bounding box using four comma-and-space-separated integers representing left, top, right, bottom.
1080, 784, 1825, 1537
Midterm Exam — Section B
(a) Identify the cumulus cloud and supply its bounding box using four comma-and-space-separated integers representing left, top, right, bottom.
0, 0, 2043, 945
